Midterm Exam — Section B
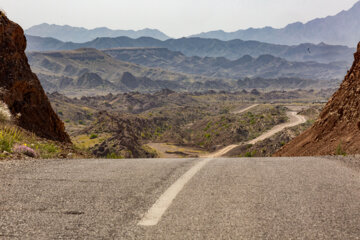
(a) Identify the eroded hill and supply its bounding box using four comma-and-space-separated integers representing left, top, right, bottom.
27, 48, 342, 96
27, 48, 235, 95
276, 43, 360, 156
0, 12, 70, 143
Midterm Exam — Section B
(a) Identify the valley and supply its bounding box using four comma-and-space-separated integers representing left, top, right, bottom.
0, 9, 347, 161
3, 2, 360, 239
47, 89, 329, 159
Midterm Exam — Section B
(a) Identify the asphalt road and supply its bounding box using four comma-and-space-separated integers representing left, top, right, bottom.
1, 157, 360, 239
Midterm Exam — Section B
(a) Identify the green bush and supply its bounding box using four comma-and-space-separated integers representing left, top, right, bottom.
41, 143, 59, 153
335, 143, 346, 156
0, 139, 11, 152
106, 152, 123, 159
244, 152, 252, 157
204, 121, 212, 131
204, 133, 211, 139
244, 150, 256, 158
90, 134, 98, 139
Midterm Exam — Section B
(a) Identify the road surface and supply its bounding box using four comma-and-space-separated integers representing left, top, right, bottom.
1, 157, 360, 239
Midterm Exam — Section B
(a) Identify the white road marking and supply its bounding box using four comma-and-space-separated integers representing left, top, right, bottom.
138, 158, 213, 226
138, 111, 307, 226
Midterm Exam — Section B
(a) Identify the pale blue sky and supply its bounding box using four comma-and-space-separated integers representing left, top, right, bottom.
0, 0, 358, 38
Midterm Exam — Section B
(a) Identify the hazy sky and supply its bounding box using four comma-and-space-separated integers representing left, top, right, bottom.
0, 0, 358, 38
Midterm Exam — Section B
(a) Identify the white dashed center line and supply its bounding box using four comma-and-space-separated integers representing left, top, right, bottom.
138, 158, 212, 226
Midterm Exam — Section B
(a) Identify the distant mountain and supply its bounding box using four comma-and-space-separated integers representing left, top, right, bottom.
26, 35, 65, 51
27, 48, 336, 94
26, 35, 355, 64
26, 48, 228, 93
191, 1, 360, 47
25, 23, 170, 42
104, 48, 348, 80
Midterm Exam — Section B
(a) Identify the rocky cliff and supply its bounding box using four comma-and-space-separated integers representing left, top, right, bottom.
0, 12, 70, 142
275, 42, 360, 156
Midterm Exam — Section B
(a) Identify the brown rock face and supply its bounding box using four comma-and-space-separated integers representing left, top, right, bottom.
275, 42, 360, 156
0, 13, 70, 142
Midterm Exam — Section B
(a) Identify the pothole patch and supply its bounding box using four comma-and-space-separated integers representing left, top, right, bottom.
63, 211, 84, 215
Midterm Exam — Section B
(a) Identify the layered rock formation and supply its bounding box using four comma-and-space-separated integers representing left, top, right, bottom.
0, 12, 70, 142
276, 43, 360, 156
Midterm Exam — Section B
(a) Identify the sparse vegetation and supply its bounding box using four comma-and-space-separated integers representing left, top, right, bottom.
335, 143, 347, 156
244, 150, 256, 158
0, 123, 85, 159
0, 125, 23, 152
45, 90, 329, 159
106, 152, 123, 159
142, 145, 159, 158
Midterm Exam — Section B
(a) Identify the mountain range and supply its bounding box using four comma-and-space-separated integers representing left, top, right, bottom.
26, 35, 355, 64
191, 1, 360, 47
26, 48, 342, 95
25, 23, 170, 42
103, 48, 347, 80
26, 48, 228, 93
25, 1, 360, 47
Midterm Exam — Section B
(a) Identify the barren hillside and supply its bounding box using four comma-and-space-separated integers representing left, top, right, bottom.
276, 43, 360, 156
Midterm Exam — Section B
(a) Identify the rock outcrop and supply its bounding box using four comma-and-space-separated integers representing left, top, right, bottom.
83, 111, 161, 158
0, 12, 70, 142
275, 43, 360, 156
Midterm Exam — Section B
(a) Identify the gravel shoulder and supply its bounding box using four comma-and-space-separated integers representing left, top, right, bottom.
325, 155, 360, 172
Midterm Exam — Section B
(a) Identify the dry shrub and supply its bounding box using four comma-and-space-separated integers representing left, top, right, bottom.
0, 9, 6, 16
0, 101, 12, 123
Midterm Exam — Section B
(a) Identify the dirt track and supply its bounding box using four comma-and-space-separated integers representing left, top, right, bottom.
208, 111, 307, 158
232, 104, 259, 114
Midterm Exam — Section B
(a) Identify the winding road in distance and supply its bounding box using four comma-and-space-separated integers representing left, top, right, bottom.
210, 109, 307, 158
